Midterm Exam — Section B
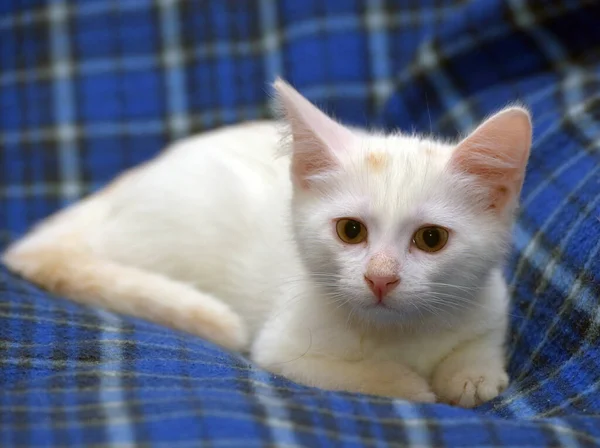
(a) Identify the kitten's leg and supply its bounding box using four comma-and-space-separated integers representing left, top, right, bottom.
431, 330, 509, 408
3, 245, 248, 351
254, 351, 435, 402
252, 299, 434, 401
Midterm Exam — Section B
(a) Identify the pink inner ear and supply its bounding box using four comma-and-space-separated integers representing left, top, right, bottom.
273, 78, 355, 189
453, 149, 521, 211
291, 150, 337, 188
450, 107, 532, 212
452, 146, 509, 180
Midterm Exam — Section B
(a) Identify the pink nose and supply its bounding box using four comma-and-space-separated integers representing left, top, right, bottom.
364, 274, 400, 302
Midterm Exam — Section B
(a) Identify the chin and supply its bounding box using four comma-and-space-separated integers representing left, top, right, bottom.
352, 302, 409, 326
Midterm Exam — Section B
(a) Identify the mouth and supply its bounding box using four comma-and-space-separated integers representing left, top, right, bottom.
365, 302, 394, 310
359, 301, 404, 317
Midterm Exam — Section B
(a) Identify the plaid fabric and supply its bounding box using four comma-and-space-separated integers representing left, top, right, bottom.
1, 0, 600, 446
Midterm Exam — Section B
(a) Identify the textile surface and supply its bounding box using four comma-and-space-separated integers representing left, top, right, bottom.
1, 0, 599, 446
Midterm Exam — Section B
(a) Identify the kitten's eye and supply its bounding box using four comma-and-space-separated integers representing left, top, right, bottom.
336, 219, 367, 244
413, 226, 449, 252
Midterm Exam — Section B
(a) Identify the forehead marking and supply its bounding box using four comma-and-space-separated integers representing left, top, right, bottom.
366, 151, 388, 171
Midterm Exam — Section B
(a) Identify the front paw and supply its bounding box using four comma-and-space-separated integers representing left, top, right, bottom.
407, 388, 437, 404
363, 362, 436, 403
433, 366, 508, 408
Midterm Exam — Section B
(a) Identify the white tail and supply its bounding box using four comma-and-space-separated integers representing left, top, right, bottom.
2, 232, 248, 351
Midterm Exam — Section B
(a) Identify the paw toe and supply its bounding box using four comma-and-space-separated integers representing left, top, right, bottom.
476, 376, 506, 403
457, 379, 477, 408
441, 370, 509, 408
411, 390, 437, 403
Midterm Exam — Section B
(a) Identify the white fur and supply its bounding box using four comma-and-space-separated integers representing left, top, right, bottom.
2, 79, 531, 406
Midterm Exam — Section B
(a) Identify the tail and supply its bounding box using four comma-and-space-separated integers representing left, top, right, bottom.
2, 229, 248, 351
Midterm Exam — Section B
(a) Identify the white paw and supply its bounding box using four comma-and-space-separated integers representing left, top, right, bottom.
379, 377, 436, 403
408, 389, 437, 404
434, 367, 509, 408
212, 312, 249, 352
182, 299, 249, 352
361, 362, 436, 403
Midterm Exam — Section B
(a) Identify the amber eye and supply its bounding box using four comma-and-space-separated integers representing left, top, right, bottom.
336, 219, 367, 244
413, 226, 449, 252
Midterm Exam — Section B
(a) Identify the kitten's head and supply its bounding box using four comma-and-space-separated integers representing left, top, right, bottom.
274, 78, 531, 326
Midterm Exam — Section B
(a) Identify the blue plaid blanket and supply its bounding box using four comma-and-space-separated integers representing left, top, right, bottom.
1, 0, 599, 446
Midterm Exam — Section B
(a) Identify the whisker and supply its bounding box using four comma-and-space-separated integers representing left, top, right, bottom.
418, 282, 481, 291
414, 292, 523, 320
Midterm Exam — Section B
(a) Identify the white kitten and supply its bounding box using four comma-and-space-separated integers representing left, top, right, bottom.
2, 78, 531, 407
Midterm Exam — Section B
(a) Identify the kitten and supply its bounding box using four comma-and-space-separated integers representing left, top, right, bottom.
2, 78, 531, 407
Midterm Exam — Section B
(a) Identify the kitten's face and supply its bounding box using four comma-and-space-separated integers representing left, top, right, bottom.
293, 136, 510, 325
274, 78, 531, 326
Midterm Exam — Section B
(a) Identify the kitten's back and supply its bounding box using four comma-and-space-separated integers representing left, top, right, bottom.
2, 120, 292, 345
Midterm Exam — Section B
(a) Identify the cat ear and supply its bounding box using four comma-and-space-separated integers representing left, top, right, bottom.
273, 78, 355, 189
450, 106, 532, 213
